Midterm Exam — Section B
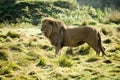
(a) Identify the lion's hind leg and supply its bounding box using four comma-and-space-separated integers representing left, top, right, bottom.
87, 42, 101, 56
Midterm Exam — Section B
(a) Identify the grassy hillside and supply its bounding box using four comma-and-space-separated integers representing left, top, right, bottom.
1, 0, 120, 25
0, 0, 120, 80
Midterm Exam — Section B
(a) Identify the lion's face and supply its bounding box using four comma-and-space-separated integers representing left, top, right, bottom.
41, 20, 53, 37
40, 17, 69, 55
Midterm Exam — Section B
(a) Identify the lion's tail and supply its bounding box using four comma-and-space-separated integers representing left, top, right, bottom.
97, 32, 106, 56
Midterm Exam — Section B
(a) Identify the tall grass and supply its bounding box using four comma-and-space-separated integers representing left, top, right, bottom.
107, 10, 120, 24
36, 56, 46, 66
58, 56, 72, 67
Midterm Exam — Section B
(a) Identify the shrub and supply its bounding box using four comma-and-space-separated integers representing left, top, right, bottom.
0, 50, 8, 60
0, 66, 12, 75
53, 1, 76, 10
36, 56, 46, 66
58, 56, 72, 67
78, 45, 90, 55
7, 31, 20, 38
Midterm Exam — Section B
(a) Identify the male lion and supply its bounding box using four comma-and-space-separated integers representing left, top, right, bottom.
41, 17, 106, 56
41, 17, 67, 54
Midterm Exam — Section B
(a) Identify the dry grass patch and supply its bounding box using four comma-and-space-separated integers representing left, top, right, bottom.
107, 10, 120, 24
101, 26, 113, 36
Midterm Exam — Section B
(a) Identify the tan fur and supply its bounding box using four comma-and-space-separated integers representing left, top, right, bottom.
63, 26, 106, 56
41, 17, 67, 54
41, 17, 106, 56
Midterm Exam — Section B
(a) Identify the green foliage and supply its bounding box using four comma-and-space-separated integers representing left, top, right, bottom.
53, 1, 77, 10
7, 31, 20, 38
36, 56, 46, 66
0, 66, 12, 75
0, 50, 8, 60
0, 0, 120, 25
78, 45, 90, 55
0, 0, 120, 80
58, 56, 72, 67
0, 0, 77, 25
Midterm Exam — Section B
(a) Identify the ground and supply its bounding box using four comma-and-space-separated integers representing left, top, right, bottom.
0, 25, 120, 80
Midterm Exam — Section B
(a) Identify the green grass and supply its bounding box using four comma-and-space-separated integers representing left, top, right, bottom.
0, 26, 119, 80
0, 50, 8, 60
1, 0, 119, 26
0, 0, 120, 80
7, 31, 20, 38
36, 56, 46, 66
58, 55, 72, 67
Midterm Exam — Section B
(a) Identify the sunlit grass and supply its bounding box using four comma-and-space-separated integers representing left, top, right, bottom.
36, 56, 46, 66
0, 0, 120, 80
107, 10, 120, 24
58, 55, 72, 67
0, 26, 119, 80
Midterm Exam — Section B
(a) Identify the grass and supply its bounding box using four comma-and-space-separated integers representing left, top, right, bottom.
0, 0, 120, 80
36, 56, 46, 66
86, 56, 99, 62
7, 31, 20, 38
106, 10, 120, 24
0, 26, 119, 80
0, 50, 8, 60
0, 66, 12, 75
58, 55, 72, 67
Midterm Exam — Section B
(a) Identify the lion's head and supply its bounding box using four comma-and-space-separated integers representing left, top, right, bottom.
41, 18, 53, 37
41, 17, 67, 51
41, 17, 67, 38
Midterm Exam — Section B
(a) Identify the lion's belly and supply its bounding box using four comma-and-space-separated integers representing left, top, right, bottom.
64, 27, 97, 47
64, 29, 85, 46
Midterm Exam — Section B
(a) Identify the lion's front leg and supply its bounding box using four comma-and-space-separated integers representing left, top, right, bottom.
55, 46, 62, 56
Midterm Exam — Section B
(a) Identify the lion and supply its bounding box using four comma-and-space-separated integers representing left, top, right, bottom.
41, 17, 67, 54
41, 17, 106, 56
